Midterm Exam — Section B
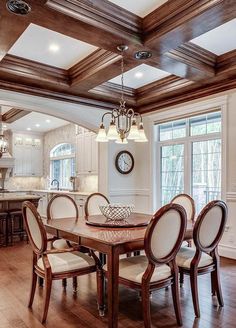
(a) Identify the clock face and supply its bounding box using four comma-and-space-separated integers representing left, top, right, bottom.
115, 151, 134, 174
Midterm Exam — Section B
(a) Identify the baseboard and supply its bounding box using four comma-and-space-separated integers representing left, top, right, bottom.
219, 244, 236, 260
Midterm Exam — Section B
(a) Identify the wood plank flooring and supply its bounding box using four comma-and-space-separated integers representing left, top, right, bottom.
0, 242, 236, 328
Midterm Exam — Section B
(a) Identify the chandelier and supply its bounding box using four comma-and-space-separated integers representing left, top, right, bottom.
96, 45, 148, 144
0, 107, 8, 158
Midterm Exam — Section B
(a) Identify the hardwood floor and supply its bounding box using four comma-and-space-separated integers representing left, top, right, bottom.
0, 242, 236, 328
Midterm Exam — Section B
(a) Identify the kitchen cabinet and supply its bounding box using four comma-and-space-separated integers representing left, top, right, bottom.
12, 133, 43, 177
76, 129, 98, 175
33, 192, 48, 217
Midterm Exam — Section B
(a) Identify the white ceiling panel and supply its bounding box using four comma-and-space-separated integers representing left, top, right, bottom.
191, 19, 236, 55
108, 0, 168, 17
8, 24, 97, 69
109, 64, 170, 88
9, 112, 68, 133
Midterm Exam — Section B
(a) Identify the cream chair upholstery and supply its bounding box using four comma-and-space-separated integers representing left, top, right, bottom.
85, 193, 109, 216
22, 201, 104, 324
47, 195, 78, 250
37, 251, 95, 274
26, 207, 44, 250
176, 200, 227, 318
171, 194, 195, 222
176, 247, 213, 268
47, 194, 78, 219
103, 203, 187, 327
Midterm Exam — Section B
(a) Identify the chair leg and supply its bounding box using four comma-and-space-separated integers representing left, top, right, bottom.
42, 276, 52, 323
73, 277, 78, 293
96, 269, 105, 316
28, 270, 37, 308
213, 268, 224, 307
190, 270, 200, 317
141, 286, 152, 328
171, 278, 182, 326
211, 271, 216, 296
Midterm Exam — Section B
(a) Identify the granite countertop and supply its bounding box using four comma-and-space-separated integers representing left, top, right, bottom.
30, 190, 91, 196
0, 193, 41, 201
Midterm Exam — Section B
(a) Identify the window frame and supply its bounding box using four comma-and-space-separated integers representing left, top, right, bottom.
155, 112, 222, 210
50, 143, 76, 190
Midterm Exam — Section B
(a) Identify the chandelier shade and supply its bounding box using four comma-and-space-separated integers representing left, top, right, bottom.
95, 45, 148, 145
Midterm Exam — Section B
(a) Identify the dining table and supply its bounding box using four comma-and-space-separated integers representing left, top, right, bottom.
44, 212, 194, 328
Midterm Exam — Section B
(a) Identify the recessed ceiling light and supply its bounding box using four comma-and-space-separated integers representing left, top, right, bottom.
35, 124, 40, 127
135, 71, 143, 78
3, 125, 7, 128
49, 43, 60, 53
46, 119, 51, 123
27, 127, 31, 131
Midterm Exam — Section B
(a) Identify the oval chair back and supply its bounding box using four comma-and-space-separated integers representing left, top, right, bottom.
85, 193, 109, 216
47, 194, 78, 220
145, 203, 187, 265
193, 200, 227, 253
171, 193, 195, 222
22, 201, 47, 255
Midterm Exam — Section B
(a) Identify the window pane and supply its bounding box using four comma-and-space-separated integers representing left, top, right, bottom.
159, 120, 186, 141
160, 144, 184, 205
192, 139, 221, 213
190, 115, 207, 136
207, 112, 221, 134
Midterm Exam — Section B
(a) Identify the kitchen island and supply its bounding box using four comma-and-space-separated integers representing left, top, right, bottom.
0, 193, 41, 246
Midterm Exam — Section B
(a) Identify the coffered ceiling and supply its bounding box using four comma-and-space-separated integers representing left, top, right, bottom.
0, 0, 236, 120
8, 23, 98, 69
107, 0, 168, 17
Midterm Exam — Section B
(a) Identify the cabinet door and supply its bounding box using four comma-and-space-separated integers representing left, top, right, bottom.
91, 133, 98, 174
13, 146, 24, 176
83, 134, 92, 173
23, 146, 32, 176
77, 134, 85, 174
31, 146, 43, 176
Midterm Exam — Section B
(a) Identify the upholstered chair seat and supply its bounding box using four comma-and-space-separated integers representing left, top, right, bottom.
176, 246, 213, 269
103, 203, 187, 327
37, 251, 95, 274
104, 255, 171, 283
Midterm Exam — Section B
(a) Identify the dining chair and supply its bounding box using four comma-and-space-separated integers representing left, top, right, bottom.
103, 203, 187, 327
176, 200, 227, 317
171, 193, 195, 246
84, 192, 110, 216
47, 194, 79, 249
22, 201, 104, 323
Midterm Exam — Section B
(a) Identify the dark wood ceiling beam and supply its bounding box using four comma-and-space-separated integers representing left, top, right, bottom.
144, 0, 236, 55
0, 3, 30, 61
216, 49, 236, 75
0, 79, 115, 111
89, 82, 136, 106
0, 55, 69, 87
2, 108, 30, 123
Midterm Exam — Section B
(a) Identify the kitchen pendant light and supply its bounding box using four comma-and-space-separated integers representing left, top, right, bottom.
96, 45, 148, 144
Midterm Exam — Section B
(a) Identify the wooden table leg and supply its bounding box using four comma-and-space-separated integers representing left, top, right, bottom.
107, 246, 120, 328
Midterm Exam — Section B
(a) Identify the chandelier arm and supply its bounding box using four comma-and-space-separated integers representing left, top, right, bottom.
101, 111, 113, 123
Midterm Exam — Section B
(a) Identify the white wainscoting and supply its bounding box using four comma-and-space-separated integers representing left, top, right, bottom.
218, 192, 236, 259
109, 189, 151, 214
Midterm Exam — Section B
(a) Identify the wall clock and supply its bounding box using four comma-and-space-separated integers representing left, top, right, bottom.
115, 151, 134, 174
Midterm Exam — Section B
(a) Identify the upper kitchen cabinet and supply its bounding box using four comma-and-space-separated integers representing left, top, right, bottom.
76, 128, 98, 175
12, 133, 43, 177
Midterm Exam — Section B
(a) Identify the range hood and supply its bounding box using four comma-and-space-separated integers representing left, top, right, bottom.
0, 151, 15, 185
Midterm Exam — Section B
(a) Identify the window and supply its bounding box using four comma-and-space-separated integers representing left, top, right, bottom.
156, 111, 222, 213
50, 143, 75, 190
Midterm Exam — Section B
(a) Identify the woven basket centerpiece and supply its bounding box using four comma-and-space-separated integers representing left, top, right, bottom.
99, 204, 134, 221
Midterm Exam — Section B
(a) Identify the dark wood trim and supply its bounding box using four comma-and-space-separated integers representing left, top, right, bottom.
143, 0, 236, 54
2, 108, 30, 123
46, 0, 142, 38
90, 82, 136, 106
0, 55, 69, 86
217, 49, 236, 75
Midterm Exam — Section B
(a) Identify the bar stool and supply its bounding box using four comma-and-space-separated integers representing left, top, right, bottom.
0, 211, 8, 246
8, 209, 27, 245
